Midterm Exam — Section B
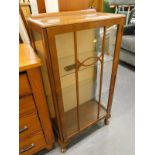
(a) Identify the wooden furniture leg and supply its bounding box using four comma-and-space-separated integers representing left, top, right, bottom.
104, 118, 109, 125
106, 24, 124, 123
58, 139, 67, 153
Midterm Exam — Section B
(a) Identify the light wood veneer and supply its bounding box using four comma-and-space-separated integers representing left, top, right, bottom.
19, 43, 54, 154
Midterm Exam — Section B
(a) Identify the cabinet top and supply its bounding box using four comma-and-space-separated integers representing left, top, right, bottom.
19, 44, 41, 72
28, 9, 125, 28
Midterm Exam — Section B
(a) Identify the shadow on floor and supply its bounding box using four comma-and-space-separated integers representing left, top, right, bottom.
35, 122, 105, 155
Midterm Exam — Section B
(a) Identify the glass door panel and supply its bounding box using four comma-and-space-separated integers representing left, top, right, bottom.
55, 32, 78, 138
76, 28, 107, 130
55, 27, 109, 137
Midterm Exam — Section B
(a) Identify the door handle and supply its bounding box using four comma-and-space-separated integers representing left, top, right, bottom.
19, 125, 28, 134
64, 64, 76, 71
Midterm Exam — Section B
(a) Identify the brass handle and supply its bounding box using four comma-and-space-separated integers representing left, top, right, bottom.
20, 143, 35, 153
64, 64, 76, 71
19, 125, 28, 134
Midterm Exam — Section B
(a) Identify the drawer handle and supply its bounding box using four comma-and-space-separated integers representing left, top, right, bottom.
64, 64, 77, 71
20, 143, 35, 153
19, 125, 28, 133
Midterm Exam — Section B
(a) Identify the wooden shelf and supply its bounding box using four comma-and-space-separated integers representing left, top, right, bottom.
64, 100, 107, 138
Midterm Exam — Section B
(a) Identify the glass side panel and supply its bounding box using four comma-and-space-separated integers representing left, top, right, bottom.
55, 32, 78, 137
100, 25, 116, 108
31, 30, 55, 118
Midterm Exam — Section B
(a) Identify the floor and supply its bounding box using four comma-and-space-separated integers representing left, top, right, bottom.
37, 64, 135, 155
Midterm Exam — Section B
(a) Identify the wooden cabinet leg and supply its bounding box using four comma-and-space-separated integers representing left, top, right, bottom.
61, 148, 67, 153
60, 145, 67, 153
104, 118, 109, 125
58, 139, 67, 153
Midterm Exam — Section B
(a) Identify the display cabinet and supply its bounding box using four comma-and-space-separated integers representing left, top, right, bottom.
27, 10, 125, 152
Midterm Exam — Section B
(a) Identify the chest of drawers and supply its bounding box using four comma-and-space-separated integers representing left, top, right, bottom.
27, 10, 125, 152
19, 44, 54, 155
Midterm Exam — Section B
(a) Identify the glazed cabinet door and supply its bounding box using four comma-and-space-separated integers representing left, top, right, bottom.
53, 27, 108, 139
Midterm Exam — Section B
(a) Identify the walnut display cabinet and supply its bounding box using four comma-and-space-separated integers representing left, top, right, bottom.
27, 10, 125, 152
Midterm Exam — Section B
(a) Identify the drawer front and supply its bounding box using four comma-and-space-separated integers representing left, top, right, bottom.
19, 132, 46, 155
19, 73, 31, 97
19, 112, 42, 140
19, 95, 36, 116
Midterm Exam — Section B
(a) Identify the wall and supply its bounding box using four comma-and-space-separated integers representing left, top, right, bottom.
29, 0, 39, 15
45, 0, 59, 13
